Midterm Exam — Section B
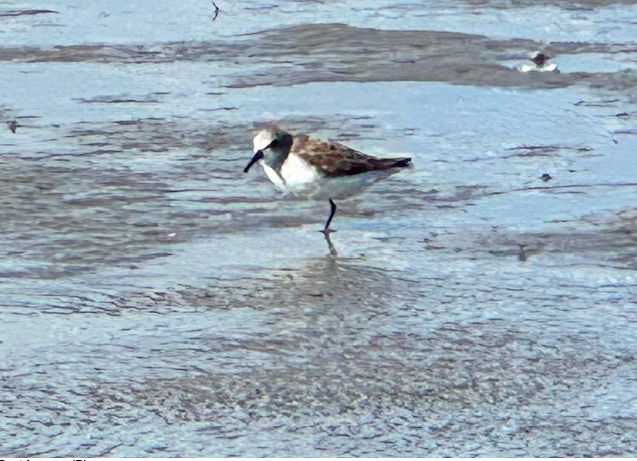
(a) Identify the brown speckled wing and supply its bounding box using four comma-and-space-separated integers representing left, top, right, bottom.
292, 135, 411, 177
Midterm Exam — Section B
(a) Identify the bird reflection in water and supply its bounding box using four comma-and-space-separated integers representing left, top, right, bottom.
323, 232, 338, 259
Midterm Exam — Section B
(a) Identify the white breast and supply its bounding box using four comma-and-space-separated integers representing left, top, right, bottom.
259, 161, 287, 192
279, 154, 320, 193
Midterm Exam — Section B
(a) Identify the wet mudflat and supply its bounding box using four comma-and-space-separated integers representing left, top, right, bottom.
1, 0, 637, 457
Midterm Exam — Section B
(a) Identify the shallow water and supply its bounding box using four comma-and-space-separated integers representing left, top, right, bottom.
1, 0, 637, 457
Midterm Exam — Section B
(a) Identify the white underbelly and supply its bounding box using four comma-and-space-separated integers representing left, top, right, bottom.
259, 155, 390, 200
310, 173, 387, 200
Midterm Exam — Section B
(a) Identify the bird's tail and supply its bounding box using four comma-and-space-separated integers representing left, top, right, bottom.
374, 157, 412, 169
391, 158, 412, 168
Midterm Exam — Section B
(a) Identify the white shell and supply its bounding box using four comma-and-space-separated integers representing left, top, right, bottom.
518, 63, 558, 73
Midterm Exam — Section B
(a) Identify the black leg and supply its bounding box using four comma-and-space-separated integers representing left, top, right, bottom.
322, 199, 337, 233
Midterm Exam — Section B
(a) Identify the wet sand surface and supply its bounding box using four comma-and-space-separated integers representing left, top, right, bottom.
1, 0, 637, 457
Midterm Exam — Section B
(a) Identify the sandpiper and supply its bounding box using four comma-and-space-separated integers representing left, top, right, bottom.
244, 126, 412, 233
518, 51, 558, 73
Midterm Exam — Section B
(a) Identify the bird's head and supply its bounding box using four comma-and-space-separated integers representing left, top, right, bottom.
244, 127, 293, 173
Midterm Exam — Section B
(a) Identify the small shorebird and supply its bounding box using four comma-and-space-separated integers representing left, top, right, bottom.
244, 126, 412, 233
518, 51, 558, 73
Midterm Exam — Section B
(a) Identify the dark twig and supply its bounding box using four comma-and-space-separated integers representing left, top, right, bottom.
212, 1, 220, 21
0, 9, 58, 17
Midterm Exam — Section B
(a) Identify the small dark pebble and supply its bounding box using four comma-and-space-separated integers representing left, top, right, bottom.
541, 173, 552, 182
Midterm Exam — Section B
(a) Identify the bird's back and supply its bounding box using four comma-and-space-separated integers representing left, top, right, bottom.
291, 134, 411, 177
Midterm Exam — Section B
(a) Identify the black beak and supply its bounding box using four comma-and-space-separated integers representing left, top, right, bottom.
244, 150, 264, 173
